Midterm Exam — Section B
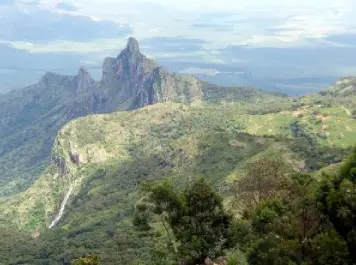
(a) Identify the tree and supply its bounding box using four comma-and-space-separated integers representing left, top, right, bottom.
72, 255, 100, 265
309, 230, 349, 265
235, 169, 329, 265
317, 147, 356, 263
140, 178, 233, 265
248, 233, 295, 265
352, 110, 356, 119
231, 158, 289, 217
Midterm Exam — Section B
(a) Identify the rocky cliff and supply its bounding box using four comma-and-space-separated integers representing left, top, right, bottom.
100, 37, 203, 109
0, 37, 283, 196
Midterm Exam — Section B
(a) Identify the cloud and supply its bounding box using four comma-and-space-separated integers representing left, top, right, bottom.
5, 38, 126, 53
2, 1, 356, 73
69, 0, 356, 48
140, 37, 208, 53
55, 2, 78, 11
180, 67, 220, 76
190, 23, 234, 32
0, 5, 132, 43
0, 0, 352, 53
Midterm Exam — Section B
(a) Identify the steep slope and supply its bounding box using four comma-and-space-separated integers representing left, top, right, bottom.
0, 68, 97, 196
0, 37, 284, 196
320, 76, 356, 97
0, 102, 297, 262
0, 100, 351, 264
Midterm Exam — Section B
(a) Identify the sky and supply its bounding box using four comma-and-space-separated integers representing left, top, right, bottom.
1, 0, 356, 94
3, 0, 356, 52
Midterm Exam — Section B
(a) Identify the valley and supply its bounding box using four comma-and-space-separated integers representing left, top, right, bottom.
0, 38, 356, 264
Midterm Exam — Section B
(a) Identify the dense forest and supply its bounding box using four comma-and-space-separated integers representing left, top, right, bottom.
1, 147, 355, 265
1, 38, 356, 265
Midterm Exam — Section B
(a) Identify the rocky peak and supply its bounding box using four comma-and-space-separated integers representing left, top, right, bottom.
75, 67, 95, 92
38, 68, 95, 95
117, 37, 143, 62
38, 72, 73, 92
126, 37, 140, 55
102, 37, 158, 85
39, 72, 63, 85
77, 67, 90, 78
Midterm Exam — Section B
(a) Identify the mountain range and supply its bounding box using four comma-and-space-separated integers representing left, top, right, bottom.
0, 37, 356, 264
0, 37, 283, 196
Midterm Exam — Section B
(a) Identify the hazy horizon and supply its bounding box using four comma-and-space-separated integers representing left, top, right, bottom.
1, 0, 356, 94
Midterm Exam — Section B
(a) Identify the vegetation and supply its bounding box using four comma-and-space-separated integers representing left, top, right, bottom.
0, 38, 285, 196
72, 255, 101, 265
1, 61, 356, 264
136, 178, 233, 264
317, 148, 356, 262
232, 150, 356, 265
1, 147, 356, 264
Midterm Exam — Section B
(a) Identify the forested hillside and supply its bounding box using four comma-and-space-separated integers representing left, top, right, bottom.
1, 38, 356, 265
0, 38, 281, 196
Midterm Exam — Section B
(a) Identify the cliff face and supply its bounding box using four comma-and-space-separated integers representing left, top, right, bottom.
100, 37, 203, 109
0, 37, 282, 196
0, 38, 161, 195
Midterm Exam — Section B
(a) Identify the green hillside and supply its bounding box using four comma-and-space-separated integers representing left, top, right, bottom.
0, 38, 283, 197
1, 39, 356, 265
0, 95, 353, 263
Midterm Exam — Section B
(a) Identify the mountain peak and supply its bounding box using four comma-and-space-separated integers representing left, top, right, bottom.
77, 67, 89, 76
126, 37, 140, 54
75, 67, 94, 90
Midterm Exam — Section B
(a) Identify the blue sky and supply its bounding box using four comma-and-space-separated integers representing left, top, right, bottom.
1, 0, 356, 93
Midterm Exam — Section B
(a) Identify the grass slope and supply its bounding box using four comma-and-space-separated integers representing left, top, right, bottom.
0, 97, 353, 264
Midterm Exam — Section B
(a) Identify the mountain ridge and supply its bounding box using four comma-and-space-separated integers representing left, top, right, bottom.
0, 37, 283, 196
1, 38, 356, 265
320, 76, 356, 97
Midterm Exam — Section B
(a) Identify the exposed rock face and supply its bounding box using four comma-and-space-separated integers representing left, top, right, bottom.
75, 68, 95, 93
52, 156, 68, 176
0, 36, 282, 195
38, 68, 95, 96
101, 37, 159, 107
101, 37, 202, 109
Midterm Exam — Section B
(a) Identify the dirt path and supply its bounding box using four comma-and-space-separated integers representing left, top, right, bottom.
316, 114, 329, 131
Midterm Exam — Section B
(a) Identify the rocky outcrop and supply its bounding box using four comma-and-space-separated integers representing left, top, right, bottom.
0, 36, 283, 196
100, 37, 203, 109
75, 67, 95, 93
38, 68, 95, 96
321, 77, 356, 97
52, 156, 69, 176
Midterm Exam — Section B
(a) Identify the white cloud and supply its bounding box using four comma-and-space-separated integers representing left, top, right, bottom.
3, 38, 126, 53
180, 68, 220, 76
2, 0, 356, 53
180, 67, 246, 76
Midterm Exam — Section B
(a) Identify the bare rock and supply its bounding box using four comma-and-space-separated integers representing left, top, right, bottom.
204, 257, 215, 265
